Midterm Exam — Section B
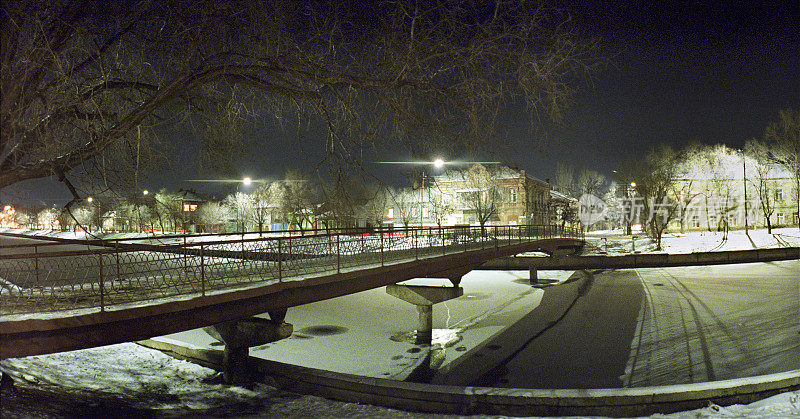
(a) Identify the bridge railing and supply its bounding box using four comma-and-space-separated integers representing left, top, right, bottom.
0, 225, 582, 316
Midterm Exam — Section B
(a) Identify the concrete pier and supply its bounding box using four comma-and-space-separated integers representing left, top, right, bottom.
204, 316, 293, 383
386, 284, 463, 344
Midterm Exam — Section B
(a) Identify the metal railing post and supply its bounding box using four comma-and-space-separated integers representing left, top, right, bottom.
98, 253, 105, 312
183, 236, 187, 271
336, 232, 341, 273
34, 245, 39, 286
115, 245, 120, 281
414, 229, 418, 260
380, 229, 384, 266
494, 225, 498, 252
277, 238, 283, 282
200, 243, 205, 296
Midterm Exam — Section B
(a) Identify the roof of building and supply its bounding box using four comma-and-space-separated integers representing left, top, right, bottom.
550, 189, 577, 202
434, 163, 550, 186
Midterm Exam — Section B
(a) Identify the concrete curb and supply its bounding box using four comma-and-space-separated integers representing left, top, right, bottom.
139, 339, 800, 417
480, 247, 800, 270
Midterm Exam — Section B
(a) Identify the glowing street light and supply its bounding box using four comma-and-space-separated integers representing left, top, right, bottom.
242, 177, 252, 187
143, 190, 149, 196
87, 196, 93, 203
433, 158, 444, 169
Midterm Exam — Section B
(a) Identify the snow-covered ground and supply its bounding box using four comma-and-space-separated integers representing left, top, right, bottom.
2, 343, 798, 417
585, 227, 800, 255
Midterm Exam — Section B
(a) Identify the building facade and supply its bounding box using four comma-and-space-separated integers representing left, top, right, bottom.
671, 161, 799, 231
386, 164, 551, 226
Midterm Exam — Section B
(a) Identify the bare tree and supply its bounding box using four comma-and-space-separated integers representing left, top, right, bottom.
251, 183, 273, 235
554, 163, 575, 197
577, 169, 606, 197
764, 109, 800, 230
359, 185, 393, 229
429, 184, 457, 227
704, 145, 739, 238
746, 140, 777, 233
631, 145, 680, 250
389, 187, 419, 228
272, 171, 317, 233
462, 164, 502, 233
1, 0, 600, 212
672, 143, 706, 233
224, 192, 254, 232
197, 201, 229, 232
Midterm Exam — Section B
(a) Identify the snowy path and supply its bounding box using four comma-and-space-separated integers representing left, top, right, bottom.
626, 261, 800, 387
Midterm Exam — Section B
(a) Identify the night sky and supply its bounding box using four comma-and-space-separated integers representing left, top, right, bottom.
3, 1, 799, 206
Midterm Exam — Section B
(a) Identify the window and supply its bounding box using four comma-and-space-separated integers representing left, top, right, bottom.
387, 208, 394, 219
775, 188, 784, 201
411, 207, 418, 217
509, 188, 518, 203
183, 203, 197, 212
691, 215, 700, 228
422, 207, 429, 217
728, 214, 737, 227
777, 213, 785, 225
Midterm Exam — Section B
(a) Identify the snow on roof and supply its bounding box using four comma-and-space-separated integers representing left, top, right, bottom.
434, 163, 549, 184
550, 189, 577, 202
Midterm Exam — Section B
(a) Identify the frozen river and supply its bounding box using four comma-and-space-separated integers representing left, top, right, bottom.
164, 260, 800, 389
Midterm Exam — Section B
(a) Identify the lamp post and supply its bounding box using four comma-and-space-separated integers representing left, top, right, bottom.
626, 182, 636, 235
237, 177, 252, 232
419, 158, 445, 227
739, 150, 749, 234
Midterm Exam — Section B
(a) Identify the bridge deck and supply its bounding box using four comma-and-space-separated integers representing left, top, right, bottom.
0, 225, 583, 359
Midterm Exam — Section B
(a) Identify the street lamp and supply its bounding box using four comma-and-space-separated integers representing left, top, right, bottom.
738, 150, 749, 234
143, 190, 149, 196
420, 158, 446, 227
626, 182, 636, 235
236, 177, 253, 232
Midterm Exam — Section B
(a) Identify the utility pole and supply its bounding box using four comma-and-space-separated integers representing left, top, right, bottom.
740, 150, 749, 234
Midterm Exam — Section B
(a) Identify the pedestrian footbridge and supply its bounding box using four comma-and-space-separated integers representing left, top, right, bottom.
0, 225, 583, 359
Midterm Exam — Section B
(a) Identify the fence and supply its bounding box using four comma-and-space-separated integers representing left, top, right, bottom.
0, 224, 582, 316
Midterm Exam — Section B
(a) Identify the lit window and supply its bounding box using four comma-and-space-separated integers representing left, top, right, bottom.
422, 207, 429, 217
387, 208, 394, 219
509, 188, 517, 203
412, 207, 418, 217
777, 213, 785, 225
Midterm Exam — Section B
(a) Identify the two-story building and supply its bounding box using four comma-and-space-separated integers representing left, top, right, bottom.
431, 164, 552, 226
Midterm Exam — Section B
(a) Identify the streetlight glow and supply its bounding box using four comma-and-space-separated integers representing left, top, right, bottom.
242, 177, 252, 186
433, 158, 444, 169
87, 196, 93, 203
630, 182, 636, 188
143, 190, 149, 196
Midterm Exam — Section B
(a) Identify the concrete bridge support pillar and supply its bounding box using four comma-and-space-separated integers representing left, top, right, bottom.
529, 267, 538, 285
415, 304, 434, 344
204, 316, 293, 384
387, 284, 463, 345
